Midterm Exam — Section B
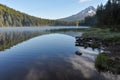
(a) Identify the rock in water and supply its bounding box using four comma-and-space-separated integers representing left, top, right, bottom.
75, 51, 82, 56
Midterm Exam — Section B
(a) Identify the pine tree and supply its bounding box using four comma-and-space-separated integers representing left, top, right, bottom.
96, 0, 120, 31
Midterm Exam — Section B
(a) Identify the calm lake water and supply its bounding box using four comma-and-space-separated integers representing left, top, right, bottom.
0, 26, 108, 80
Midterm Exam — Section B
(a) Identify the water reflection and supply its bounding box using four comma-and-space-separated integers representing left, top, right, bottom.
0, 27, 82, 51
0, 28, 109, 80
0, 34, 78, 80
0, 31, 44, 51
75, 36, 120, 80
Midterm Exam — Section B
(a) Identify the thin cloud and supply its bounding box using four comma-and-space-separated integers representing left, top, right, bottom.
79, 0, 92, 3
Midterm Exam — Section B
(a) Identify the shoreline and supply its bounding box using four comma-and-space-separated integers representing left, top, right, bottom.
80, 27, 120, 79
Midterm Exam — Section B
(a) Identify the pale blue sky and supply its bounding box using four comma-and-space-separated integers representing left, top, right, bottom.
0, 0, 107, 19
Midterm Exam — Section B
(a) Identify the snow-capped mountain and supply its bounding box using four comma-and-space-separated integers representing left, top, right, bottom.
80, 6, 96, 16
58, 6, 96, 22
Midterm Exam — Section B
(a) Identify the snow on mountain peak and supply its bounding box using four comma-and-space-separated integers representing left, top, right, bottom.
58, 6, 96, 22
88, 9, 96, 16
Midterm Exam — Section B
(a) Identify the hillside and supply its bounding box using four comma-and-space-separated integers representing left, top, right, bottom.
58, 6, 96, 22
0, 4, 74, 27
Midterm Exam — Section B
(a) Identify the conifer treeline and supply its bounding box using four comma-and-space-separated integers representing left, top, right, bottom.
0, 4, 75, 27
96, 0, 120, 31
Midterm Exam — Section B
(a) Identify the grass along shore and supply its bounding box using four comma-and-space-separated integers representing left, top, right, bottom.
82, 28, 120, 45
81, 28, 120, 79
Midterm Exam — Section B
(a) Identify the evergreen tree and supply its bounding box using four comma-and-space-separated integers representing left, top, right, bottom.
96, 0, 120, 31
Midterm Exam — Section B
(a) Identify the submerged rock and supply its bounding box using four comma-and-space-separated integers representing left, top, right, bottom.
75, 51, 82, 56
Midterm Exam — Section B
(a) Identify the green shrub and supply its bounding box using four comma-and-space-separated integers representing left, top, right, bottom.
95, 53, 109, 72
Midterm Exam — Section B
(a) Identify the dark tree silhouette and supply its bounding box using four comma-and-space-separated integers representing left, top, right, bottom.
96, 0, 120, 31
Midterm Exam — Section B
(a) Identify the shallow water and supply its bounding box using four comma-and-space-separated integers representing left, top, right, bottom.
0, 27, 108, 80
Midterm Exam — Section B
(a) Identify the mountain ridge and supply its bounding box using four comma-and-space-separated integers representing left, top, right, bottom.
0, 4, 74, 27
58, 6, 96, 22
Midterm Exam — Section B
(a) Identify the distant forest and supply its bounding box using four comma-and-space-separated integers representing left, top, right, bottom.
0, 4, 75, 27
80, 0, 120, 31
1, 0, 120, 28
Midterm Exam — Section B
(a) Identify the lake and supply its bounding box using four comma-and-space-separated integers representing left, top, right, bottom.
0, 26, 108, 80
